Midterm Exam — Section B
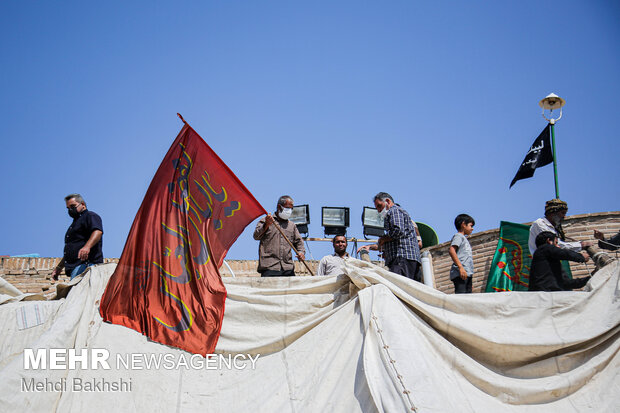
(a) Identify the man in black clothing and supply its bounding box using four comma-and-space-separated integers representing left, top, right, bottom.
528, 231, 590, 292
594, 230, 620, 251
51, 193, 104, 280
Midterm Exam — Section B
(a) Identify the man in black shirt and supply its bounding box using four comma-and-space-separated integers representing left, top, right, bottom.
528, 231, 590, 292
52, 194, 104, 280
594, 229, 620, 251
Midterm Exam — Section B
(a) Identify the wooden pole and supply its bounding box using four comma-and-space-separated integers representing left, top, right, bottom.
304, 237, 377, 243
176, 113, 308, 276
270, 220, 315, 276
177, 113, 188, 125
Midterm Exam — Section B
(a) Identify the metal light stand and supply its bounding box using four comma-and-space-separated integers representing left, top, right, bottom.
540, 93, 566, 199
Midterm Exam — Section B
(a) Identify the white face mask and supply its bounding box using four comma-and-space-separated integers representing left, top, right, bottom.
379, 208, 388, 219
279, 207, 293, 220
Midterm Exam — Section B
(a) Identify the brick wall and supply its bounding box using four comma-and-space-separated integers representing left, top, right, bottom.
218, 260, 320, 277
2, 211, 618, 297
428, 211, 620, 294
0, 257, 120, 297
0, 257, 323, 297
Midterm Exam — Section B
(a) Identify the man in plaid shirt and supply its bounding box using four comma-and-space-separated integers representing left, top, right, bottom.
359, 192, 422, 281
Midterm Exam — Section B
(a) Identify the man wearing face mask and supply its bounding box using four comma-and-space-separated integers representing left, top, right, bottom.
51, 194, 104, 281
253, 195, 305, 277
358, 192, 421, 281
528, 199, 594, 254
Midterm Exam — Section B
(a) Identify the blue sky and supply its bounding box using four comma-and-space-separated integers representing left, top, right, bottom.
1, 1, 618, 262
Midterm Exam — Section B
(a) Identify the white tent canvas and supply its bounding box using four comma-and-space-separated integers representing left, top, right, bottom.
1, 259, 619, 412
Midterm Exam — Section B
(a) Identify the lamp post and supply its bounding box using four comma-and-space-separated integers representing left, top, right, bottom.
539, 93, 565, 199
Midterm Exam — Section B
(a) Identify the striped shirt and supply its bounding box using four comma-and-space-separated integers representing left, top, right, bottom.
382, 205, 421, 265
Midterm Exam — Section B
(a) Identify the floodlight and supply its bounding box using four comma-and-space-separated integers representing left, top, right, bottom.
321, 207, 349, 236
362, 207, 384, 239
290, 204, 310, 236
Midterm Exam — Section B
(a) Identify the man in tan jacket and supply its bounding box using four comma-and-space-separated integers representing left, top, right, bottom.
253, 195, 305, 277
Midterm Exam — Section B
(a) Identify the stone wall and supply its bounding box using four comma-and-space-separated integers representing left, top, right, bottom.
428, 211, 620, 294
1, 211, 618, 297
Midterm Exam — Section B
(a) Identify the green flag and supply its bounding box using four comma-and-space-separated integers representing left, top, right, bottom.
485, 221, 531, 292
485, 221, 572, 292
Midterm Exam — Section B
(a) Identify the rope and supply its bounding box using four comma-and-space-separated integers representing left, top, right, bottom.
350, 238, 359, 258
304, 239, 315, 261
370, 312, 418, 412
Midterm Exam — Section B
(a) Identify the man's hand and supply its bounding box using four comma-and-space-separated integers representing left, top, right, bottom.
377, 236, 390, 249
357, 244, 378, 253
253, 214, 274, 240
580, 240, 594, 248
264, 214, 274, 227
580, 251, 590, 262
78, 230, 102, 262
593, 230, 604, 241
296, 252, 305, 261
78, 246, 91, 261
51, 258, 65, 281
459, 267, 468, 280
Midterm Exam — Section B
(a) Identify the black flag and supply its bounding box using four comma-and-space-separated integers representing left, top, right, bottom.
509, 124, 553, 188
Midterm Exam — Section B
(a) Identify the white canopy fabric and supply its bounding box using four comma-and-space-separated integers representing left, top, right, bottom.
0, 259, 618, 412
0, 275, 23, 298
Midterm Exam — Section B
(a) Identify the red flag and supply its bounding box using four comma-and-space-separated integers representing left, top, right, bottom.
99, 123, 266, 355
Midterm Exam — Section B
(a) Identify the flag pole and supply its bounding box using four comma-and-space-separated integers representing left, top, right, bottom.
176, 113, 313, 275
177, 113, 188, 125
550, 121, 560, 199
271, 219, 315, 276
